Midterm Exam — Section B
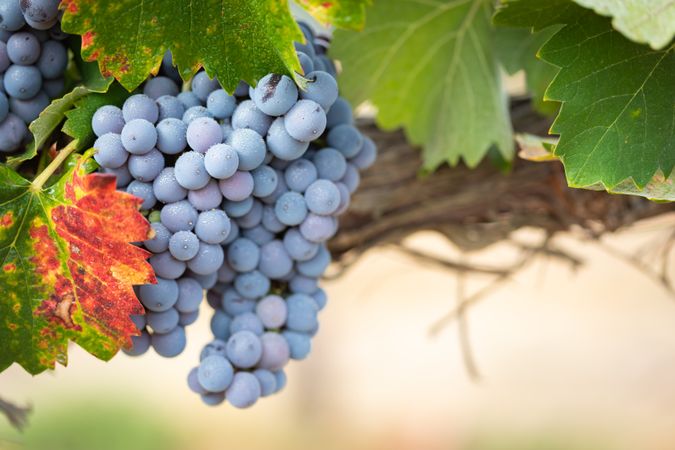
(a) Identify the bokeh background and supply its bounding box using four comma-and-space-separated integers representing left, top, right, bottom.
2, 215, 675, 450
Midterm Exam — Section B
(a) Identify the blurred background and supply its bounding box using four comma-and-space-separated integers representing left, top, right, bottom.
2, 216, 675, 450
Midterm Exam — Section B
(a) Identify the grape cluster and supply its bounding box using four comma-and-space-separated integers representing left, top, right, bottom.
0, 0, 68, 153
92, 22, 375, 407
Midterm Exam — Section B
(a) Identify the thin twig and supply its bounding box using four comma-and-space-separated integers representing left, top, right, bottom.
0, 397, 31, 431
455, 264, 481, 382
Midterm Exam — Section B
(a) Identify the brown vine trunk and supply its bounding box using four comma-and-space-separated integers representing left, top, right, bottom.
330, 101, 674, 258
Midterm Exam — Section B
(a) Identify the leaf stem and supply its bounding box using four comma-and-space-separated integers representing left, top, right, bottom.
31, 140, 79, 191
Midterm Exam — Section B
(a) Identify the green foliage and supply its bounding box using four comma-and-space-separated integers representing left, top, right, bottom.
331, 0, 514, 169
496, 0, 675, 200
295, 0, 370, 29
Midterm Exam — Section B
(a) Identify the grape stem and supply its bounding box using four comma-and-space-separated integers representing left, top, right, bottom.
30, 140, 79, 191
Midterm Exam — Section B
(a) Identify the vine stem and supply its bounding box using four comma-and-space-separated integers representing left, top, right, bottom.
30, 140, 79, 191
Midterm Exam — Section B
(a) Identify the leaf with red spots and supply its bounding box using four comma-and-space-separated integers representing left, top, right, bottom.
59, 0, 368, 93
0, 156, 155, 375
296, 0, 370, 30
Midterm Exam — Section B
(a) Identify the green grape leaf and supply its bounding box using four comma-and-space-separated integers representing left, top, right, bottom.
545, 16, 675, 197
331, 0, 513, 169
495, 26, 561, 115
0, 156, 154, 375
5, 87, 93, 169
572, 0, 675, 49
67, 36, 114, 92
60, 0, 308, 92
63, 83, 131, 151
296, 0, 370, 30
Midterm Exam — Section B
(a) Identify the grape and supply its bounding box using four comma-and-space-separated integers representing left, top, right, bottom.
284, 99, 326, 142
226, 330, 262, 368
187, 242, 224, 275
283, 331, 311, 360
341, 163, 360, 194
92, 105, 125, 137
152, 326, 187, 357
187, 180, 222, 211
266, 117, 309, 161
296, 244, 331, 277
253, 369, 277, 397
229, 128, 266, 171
8, 89, 48, 122
234, 270, 270, 299
327, 124, 363, 158
285, 294, 319, 332
36, 40, 66, 79
160, 51, 181, 84
297, 51, 314, 75
195, 209, 231, 244
0, 42, 9, 72
312, 147, 346, 181
236, 200, 262, 229
217, 262, 236, 283
20, 0, 59, 26
175, 277, 204, 313
146, 308, 179, 334
186, 116, 223, 153
224, 197, 254, 218
226, 372, 261, 409
169, 230, 200, 261
160, 200, 198, 232
304, 179, 340, 215
0, 113, 26, 152
256, 295, 287, 329
126, 180, 156, 210
139, 277, 178, 312
227, 238, 260, 272
281, 159, 316, 193
259, 205, 284, 232
294, 41, 315, 58
206, 89, 236, 119
143, 76, 179, 100
121, 119, 157, 155
93, 133, 127, 169
273, 370, 287, 393
124, 330, 151, 356
275, 191, 307, 226
192, 271, 218, 290
0, 1, 25, 31
128, 148, 165, 182
144, 222, 171, 253
231, 99, 272, 136
351, 136, 377, 170
198, 355, 234, 392
298, 21, 315, 42
222, 289, 256, 316
4, 64, 40, 99
210, 309, 232, 341
122, 94, 159, 123
153, 168, 187, 203
191, 71, 220, 101
300, 71, 338, 110
156, 95, 185, 121
6, 32, 40, 65
257, 332, 290, 370
149, 251, 186, 279
188, 367, 208, 395
326, 97, 353, 128
229, 311, 264, 336
219, 171, 254, 201
334, 182, 351, 215
283, 228, 319, 261
174, 151, 210, 190
242, 224, 275, 246
233, 81, 249, 97
221, 120, 234, 141
131, 314, 146, 331
156, 117, 188, 155
177, 91, 200, 109
204, 143, 238, 179
42, 76, 63, 97
200, 339, 228, 361
289, 275, 318, 295
249, 165, 277, 198
222, 220, 239, 245
312, 288, 327, 310
258, 240, 293, 279
104, 165, 132, 188
251, 74, 298, 116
